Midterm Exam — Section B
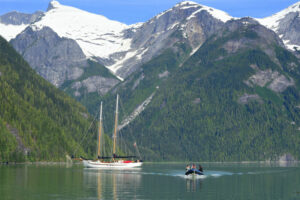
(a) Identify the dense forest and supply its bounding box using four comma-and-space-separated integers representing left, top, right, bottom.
0, 36, 110, 162
2, 18, 300, 162
100, 20, 300, 161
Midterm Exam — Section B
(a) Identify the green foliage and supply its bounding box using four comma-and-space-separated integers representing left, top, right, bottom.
100, 29, 300, 161
99, 46, 190, 134
61, 59, 117, 90
60, 59, 119, 116
0, 37, 104, 162
84, 60, 116, 80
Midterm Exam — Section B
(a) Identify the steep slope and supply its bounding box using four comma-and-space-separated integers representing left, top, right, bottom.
110, 1, 234, 78
32, 1, 130, 60
258, 1, 300, 51
11, 26, 87, 87
0, 36, 97, 162
65, 1, 234, 110
8, 1, 127, 98
101, 18, 300, 161
9, 1, 233, 98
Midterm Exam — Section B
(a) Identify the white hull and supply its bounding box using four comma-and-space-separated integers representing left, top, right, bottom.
83, 160, 143, 168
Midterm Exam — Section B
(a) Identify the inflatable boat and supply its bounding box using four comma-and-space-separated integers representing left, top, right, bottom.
185, 169, 204, 176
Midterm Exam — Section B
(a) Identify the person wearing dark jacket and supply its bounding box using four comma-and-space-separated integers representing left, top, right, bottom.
199, 165, 203, 172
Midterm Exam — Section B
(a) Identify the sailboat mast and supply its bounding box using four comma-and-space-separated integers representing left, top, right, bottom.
97, 102, 103, 158
113, 94, 119, 156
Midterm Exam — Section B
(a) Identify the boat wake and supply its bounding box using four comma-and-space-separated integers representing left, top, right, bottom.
83, 168, 288, 181
174, 169, 287, 179
173, 170, 233, 179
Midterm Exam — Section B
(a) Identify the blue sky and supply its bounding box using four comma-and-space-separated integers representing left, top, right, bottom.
0, 0, 299, 24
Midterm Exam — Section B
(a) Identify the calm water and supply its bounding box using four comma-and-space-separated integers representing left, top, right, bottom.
0, 162, 300, 200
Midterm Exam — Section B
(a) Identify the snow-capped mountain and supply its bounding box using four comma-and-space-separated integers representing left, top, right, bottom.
11, 26, 88, 87
160, 1, 232, 23
9, 0, 234, 89
33, 1, 130, 60
257, 1, 300, 51
109, 1, 234, 78
6, 0, 300, 99
0, 11, 43, 40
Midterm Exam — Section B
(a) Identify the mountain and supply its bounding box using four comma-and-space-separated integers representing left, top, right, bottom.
258, 1, 300, 51
3, 1, 300, 101
7, 1, 233, 102
11, 26, 87, 87
100, 18, 300, 161
0, 11, 43, 41
112, 1, 233, 78
1, 1, 300, 162
0, 36, 103, 162
34, 0, 129, 61
0, 10, 43, 25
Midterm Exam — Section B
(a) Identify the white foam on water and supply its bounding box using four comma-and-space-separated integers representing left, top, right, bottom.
211, 174, 222, 177
170, 170, 234, 180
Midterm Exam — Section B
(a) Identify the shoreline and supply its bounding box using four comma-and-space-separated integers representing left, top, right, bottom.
1, 160, 299, 166
0, 161, 82, 165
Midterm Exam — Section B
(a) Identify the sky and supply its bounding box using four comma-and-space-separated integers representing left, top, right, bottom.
0, 0, 299, 24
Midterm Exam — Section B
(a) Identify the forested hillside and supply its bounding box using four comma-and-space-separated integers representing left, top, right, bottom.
0, 36, 103, 162
101, 19, 300, 161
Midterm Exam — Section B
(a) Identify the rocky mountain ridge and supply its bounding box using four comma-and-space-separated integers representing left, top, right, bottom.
106, 17, 300, 161
4, 0, 234, 98
1, 1, 300, 161
257, 1, 300, 51
0, 11, 43, 41
0, 1, 299, 100
11, 26, 87, 87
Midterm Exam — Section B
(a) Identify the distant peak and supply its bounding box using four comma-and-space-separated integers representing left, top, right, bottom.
289, 1, 300, 9
175, 1, 199, 7
274, 1, 300, 15
47, 1, 61, 11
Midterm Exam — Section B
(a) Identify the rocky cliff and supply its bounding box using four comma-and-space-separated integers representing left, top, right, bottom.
11, 26, 87, 87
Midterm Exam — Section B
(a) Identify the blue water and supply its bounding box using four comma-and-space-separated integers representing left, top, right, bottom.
0, 162, 300, 199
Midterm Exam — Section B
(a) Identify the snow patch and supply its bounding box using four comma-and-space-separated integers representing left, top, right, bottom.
257, 1, 300, 31
187, 9, 203, 20
49, 0, 61, 9
286, 44, 300, 51
167, 22, 179, 30
175, 1, 199, 7
107, 50, 138, 73
157, 1, 232, 23
180, 5, 201, 10
185, 4, 233, 22
281, 39, 300, 51
136, 48, 148, 60
190, 44, 201, 56
203, 6, 233, 22
108, 47, 148, 75
0, 23, 27, 41
129, 22, 143, 30
156, 10, 171, 19
116, 75, 124, 82
119, 92, 156, 130
32, 1, 130, 59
